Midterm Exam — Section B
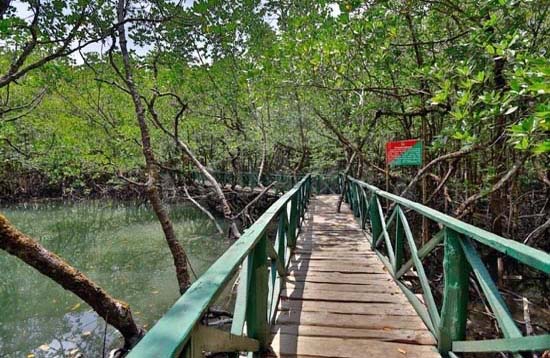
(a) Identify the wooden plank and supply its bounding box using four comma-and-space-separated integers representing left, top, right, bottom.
271, 325, 436, 345
288, 271, 392, 284
297, 238, 369, 246
295, 237, 369, 244
270, 334, 441, 358
288, 259, 386, 269
280, 289, 407, 304
299, 233, 366, 239
279, 299, 418, 316
275, 310, 428, 331
269, 195, 439, 358
295, 241, 370, 248
290, 256, 380, 263
293, 246, 373, 253
283, 281, 400, 293
293, 252, 377, 260
288, 265, 386, 275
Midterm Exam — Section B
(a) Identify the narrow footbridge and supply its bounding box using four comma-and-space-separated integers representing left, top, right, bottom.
128, 174, 550, 358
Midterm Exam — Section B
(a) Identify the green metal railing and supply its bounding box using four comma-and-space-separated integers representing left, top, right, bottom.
343, 175, 550, 357
127, 174, 312, 357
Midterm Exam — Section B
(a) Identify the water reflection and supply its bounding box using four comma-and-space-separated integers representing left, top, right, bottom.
0, 201, 231, 357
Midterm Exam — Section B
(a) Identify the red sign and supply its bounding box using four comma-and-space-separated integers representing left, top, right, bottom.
386, 139, 423, 167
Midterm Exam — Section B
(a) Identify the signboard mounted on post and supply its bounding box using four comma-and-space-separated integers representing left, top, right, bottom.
386, 139, 423, 167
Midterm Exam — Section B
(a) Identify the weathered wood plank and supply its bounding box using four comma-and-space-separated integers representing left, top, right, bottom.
270, 195, 439, 358
271, 325, 436, 345
288, 271, 393, 284
283, 281, 400, 293
275, 310, 429, 330
292, 246, 374, 253
270, 334, 441, 358
293, 252, 377, 260
280, 288, 407, 303
279, 299, 418, 316
287, 264, 387, 274
290, 256, 381, 264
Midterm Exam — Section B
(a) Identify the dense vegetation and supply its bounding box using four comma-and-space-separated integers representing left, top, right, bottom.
1, 0, 548, 244
0, 0, 549, 355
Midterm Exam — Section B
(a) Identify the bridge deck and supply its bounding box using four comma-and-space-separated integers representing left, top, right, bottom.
268, 195, 441, 358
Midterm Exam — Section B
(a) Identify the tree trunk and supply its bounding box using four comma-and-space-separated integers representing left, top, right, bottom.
175, 137, 241, 239
116, 0, 190, 294
0, 214, 143, 348
256, 103, 268, 187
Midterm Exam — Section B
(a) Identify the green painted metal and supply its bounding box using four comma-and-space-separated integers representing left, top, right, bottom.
374, 207, 397, 249
438, 229, 469, 355
376, 198, 396, 267
127, 174, 312, 358
246, 235, 269, 349
347, 176, 550, 273
287, 195, 298, 247
395, 230, 444, 279
394, 205, 405, 272
452, 335, 550, 353
359, 185, 369, 229
231, 256, 252, 336
460, 239, 523, 340
398, 208, 440, 331
343, 174, 550, 355
368, 194, 383, 250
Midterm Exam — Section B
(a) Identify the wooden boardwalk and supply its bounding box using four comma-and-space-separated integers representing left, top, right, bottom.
268, 195, 440, 358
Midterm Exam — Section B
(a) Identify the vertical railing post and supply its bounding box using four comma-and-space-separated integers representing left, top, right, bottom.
394, 205, 405, 272
316, 175, 321, 194
246, 234, 269, 351
300, 185, 306, 223
306, 175, 312, 204
438, 228, 469, 355
349, 183, 357, 217
368, 194, 382, 250
358, 188, 366, 229
288, 195, 298, 247
354, 183, 362, 221
277, 212, 287, 266
343, 177, 351, 204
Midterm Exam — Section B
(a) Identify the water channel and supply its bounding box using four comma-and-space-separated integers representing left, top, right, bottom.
0, 200, 231, 357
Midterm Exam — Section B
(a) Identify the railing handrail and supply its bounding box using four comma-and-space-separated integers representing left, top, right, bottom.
127, 174, 312, 357
347, 176, 550, 273
343, 174, 550, 356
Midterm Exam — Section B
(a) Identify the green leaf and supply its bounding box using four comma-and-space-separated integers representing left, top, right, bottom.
533, 140, 550, 155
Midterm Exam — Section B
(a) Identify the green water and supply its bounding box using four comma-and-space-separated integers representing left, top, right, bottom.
0, 201, 232, 358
